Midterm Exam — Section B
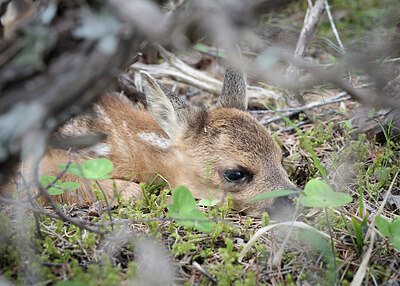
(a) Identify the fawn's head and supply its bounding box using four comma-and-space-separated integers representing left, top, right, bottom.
141, 68, 299, 219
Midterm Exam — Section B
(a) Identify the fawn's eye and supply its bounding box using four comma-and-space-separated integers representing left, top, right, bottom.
223, 167, 252, 183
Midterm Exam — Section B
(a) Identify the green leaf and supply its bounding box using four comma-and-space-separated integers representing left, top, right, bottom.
392, 237, 400, 250
351, 217, 364, 249
391, 219, 400, 236
171, 186, 196, 212
61, 182, 80, 192
375, 216, 391, 236
197, 199, 219, 207
301, 179, 352, 208
192, 43, 208, 53
368, 108, 376, 118
189, 210, 213, 233
327, 54, 336, 63
58, 158, 113, 180
247, 190, 302, 203
168, 186, 213, 233
81, 158, 113, 180
57, 163, 82, 177
40, 175, 64, 195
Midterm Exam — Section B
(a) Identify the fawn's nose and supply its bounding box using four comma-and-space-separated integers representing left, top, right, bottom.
267, 187, 302, 220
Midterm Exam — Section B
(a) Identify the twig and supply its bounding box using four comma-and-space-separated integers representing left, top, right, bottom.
271, 196, 303, 267
130, 45, 282, 101
96, 180, 114, 231
364, 170, 400, 243
259, 92, 350, 125
324, 0, 350, 81
33, 156, 108, 235
192, 261, 218, 285
285, 0, 326, 107
350, 231, 376, 286
275, 120, 311, 134
238, 221, 333, 263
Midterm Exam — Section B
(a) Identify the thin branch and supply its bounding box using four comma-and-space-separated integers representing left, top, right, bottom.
285, 0, 326, 107
260, 92, 350, 125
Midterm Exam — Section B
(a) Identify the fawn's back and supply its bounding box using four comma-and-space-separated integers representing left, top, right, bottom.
15, 68, 300, 218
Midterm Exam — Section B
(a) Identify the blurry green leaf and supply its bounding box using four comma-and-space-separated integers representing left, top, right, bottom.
248, 190, 302, 203
301, 179, 352, 208
328, 54, 336, 63
368, 108, 376, 118
197, 199, 219, 207
40, 175, 63, 195
61, 182, 80, 192
168, 186, 213, 233
58, 158, 113, 180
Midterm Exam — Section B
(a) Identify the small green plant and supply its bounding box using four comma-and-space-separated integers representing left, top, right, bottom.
249, 179, 352, 208
39, 175, 80, 195
168, 186, 213, 233
197, 198, 219, 207
57, 158, 113, 180
375, 216, 400, 250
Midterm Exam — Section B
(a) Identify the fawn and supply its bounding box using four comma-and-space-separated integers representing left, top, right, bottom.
10, 68, 300, 218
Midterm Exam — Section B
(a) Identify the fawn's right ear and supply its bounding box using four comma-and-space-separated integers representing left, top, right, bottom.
218, 67, 248, 110
140, 71, 197, 139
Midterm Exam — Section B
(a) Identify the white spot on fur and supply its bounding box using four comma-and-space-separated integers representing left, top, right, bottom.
122, 121, 128, 128
89, 142, 111, 156
138, 132, 171, 149
95, 104, 111, 124
60, 118, 90, 136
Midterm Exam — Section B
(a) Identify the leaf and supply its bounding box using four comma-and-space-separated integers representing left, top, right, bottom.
192, 43, 208, 53
82, 158, 113, 180
197, 199, 219, 207
168, 186, 213, 233
40, 175, 64, 195
375, 216, 390, 236
247, 190, 302, 203
327, 54, 336, 63
392, 219, 400, 236
301, 179, 352, 208
61, 182, 80, 192
189, 210, 213, 233
57, 163, 82, 177
58, 158, 113, 180
171, 186, 196, 212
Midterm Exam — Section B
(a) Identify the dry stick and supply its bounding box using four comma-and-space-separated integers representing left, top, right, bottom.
193, 261, 218, 285
350, 171, 399, 286
95, 180, 114, 231
271, 197, 303, 267
259, 92, 350, 125
285, 0, 326, 108
324, 0, 350, 81
364, 170, 400, 243
238, 221, 334, 263
350, 231, 376, 286
280, 51, 400, 110
131, 45, 282, 100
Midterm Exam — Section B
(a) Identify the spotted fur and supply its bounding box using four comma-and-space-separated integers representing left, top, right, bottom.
9, 68, 299, 218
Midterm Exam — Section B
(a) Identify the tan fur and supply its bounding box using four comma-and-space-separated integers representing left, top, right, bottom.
6, 69, 299, 218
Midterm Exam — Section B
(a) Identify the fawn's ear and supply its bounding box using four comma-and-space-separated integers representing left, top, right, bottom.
140, 71, 198, 139
218, 67, 248, 110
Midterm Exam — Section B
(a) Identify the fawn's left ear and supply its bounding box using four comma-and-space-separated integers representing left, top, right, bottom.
218, 67, 248, 110
140, 71, 198, 139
